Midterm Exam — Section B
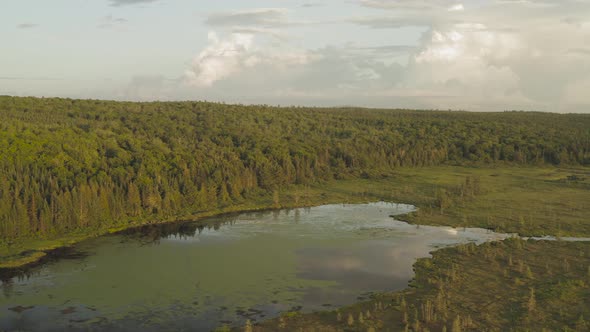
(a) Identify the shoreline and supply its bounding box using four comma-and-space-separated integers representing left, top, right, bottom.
0, 196, 380, 274
3, 166, 589, 272
249, 238, 590, 331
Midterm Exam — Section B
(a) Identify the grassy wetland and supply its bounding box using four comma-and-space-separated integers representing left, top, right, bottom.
243, 166, 590, 331
252, 239, 590, 332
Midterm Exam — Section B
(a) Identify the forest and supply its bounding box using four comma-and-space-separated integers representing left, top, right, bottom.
0, 96, 589, 244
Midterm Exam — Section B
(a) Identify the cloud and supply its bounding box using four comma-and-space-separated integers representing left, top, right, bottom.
0, 76, 61, 81
448, 4, 464, 12
183, 3, 590, 112
46, 0, 588, 112
337, 0, 590, 111
205, 8, 291, 28
360, 0, 460, 11
203, 7, 313, 42
98, 15, 128, 29
109, 0, 158, 7
402, 26, 528, 108
301, 3, 323, 8
185, 31, 313, 88
230, 27, 288, 41
348, 15, 436, 29
352, 44, 418, 54
182, 31, 406, 104
185, 32, 257, 87
493, 0, 559, 8
17, 23, 38, 29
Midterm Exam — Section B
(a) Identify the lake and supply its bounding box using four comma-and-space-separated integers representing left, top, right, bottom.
0, 202, 510, 331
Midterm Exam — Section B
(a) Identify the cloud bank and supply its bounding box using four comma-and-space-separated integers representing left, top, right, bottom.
8, 0, 588, 112
109, 0, 158, 7
177, 1, 590, 111
16, 23, 39, 29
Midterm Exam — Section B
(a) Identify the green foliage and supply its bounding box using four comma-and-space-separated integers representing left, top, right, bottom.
0, 96, 589, 264
347, 313, 354, 326
244, 319, 253, 332
1, 96, 589, 330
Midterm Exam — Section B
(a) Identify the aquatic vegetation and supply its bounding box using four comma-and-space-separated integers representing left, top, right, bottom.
254, 239, 590, 331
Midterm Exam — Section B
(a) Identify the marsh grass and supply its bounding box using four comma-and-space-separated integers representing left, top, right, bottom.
253, 239, 590, 332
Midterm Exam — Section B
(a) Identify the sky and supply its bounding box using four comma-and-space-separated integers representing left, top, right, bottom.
2, 0, 590, 112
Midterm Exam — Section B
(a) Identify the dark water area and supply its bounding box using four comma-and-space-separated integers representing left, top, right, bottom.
0, 202, 510, 331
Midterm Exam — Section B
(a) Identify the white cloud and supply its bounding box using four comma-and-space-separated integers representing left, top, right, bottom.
109, 0, 157, 6
385, 24, 530, 110
182, 22, 529, 109
185, 31, 315, 88
448, 4, 464, 12
176, 1, 590, 111
360, 0, 458, 11
185, 32, 256, 87
205, 8, 291, 28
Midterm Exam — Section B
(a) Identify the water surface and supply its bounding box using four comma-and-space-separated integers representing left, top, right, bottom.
0, 202, 509, 331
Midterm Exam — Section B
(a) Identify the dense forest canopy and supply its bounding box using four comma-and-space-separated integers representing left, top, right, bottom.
0, 96, 589, 241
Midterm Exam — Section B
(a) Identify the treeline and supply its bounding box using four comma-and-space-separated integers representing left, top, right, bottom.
0, 96, 589, 241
